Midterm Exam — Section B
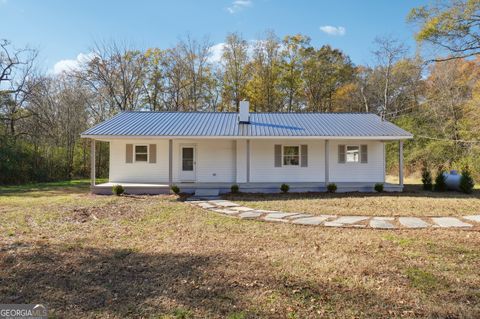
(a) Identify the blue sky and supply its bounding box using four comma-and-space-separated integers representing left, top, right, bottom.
1, 0, 430, 73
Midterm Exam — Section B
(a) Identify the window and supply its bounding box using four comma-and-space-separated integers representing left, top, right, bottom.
283, 146, 300, 166
346, 145, 359, 163
135, 145, 148, 162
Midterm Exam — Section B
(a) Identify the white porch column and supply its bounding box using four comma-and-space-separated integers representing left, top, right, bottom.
90, 139, 96, 187
168, 139, 173, 186
235, 140, 247, 183
246, 139, 251, 183
399, 140, 404, 186
324, 140, 329, 184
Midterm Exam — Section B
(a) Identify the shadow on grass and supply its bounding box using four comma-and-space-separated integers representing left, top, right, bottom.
0, 179, 104, 197
223, 184, 480, 202
0, 242, 441, 318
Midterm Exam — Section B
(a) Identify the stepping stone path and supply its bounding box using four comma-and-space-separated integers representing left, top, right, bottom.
187, 198, 480, 230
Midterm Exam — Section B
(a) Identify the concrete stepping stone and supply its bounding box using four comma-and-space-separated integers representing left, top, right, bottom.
398, 217, 430, 228
370, 217, 395, 229
238, 211, 263, 219
211, 208, 240, 216
431, 217, 473, 228
287, 214, 313, 219
292, 216, 330, 225
463, 215, 480, 223
264, 212, 298, 220
330, 216, 369, 225
207, 200, 239, 207
197, 202, 216, 209
231, 206, 254, 212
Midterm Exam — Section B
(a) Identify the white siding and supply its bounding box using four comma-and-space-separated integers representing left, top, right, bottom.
109, 139, 169, 183
172, 139, 236, 183
328, 140, 384, 183
249, 140, 325, 183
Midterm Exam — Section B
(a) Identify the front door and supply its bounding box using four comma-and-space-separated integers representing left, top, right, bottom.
180, 145, 196, 182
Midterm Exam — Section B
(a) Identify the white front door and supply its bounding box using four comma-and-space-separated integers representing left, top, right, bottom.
179, 145, 196, 182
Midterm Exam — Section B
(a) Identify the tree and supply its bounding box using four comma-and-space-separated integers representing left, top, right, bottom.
408, 0, 480, 61
221, 33, 250, 111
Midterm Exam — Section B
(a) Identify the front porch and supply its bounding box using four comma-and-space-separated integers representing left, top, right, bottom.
92, 181, 404, 195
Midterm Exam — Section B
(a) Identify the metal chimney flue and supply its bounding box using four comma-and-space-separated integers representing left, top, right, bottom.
239, 100, 250, 124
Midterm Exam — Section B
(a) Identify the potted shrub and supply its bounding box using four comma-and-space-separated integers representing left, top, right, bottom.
171, 185, 180, 195
280, 183, 290, 193
374, 183, 384, 193
231, 184, 239, 194
112, 184, 125, 196
327, 183, 337, 193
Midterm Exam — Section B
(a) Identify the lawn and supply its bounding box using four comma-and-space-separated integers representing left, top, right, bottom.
0, 180, 479, 318
226, 185, 480, 217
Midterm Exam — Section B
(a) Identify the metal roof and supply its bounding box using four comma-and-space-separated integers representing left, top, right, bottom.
81, 111, 413, 139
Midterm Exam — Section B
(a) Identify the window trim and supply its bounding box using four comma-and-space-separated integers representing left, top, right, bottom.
134, 144, 149, 163
345, 144, 360, 163
282, 144, 301, 167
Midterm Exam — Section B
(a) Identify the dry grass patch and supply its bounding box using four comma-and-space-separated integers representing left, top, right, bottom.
225, 186, 480, 217
0, 180, 479, 318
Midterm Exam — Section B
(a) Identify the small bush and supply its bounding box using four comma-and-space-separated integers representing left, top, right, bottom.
460, 167, 475, 194
421, 164, 433, 191
112, 184, 124, 196
374, 183, 384, 192
327, 183, 337, 193
434, 167, 447, 192
280, 183, 289, 193
230, 184, 239, 194
171, 185, 180, 195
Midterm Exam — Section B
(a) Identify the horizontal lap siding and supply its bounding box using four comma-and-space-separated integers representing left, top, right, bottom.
329, 140, 384, 182
172, 139, 235, 183
109, 139, 169, 183
249, 140, 325, 183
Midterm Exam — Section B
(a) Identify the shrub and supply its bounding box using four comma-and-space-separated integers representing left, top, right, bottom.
434, 167, 447, 192
230, 184, 239, 194
327, 183, 337, 193
421, 164, 433, 191
280, 183, 289, 193
112, 184, 124, 196
171, 185, 180, 195
374, 183, 384, 192
460, 167, 475, 194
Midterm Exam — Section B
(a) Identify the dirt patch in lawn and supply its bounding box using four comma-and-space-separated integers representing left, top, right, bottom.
224, 187, 480, 217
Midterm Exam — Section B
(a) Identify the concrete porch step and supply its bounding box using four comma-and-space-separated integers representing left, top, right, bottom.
194, 188, 220, 197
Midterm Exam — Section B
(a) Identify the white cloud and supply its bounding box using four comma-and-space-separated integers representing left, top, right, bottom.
226, 0, 252, 14
208, 43, 226, 63
52, 52, 95, 74
319, 25, 346, 36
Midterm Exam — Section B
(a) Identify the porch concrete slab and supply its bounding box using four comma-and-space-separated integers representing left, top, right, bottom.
238, 211, 263, 219
231, 206, 254, 212
431, 217, 473, 228
398, 217, 430, 228
370, 218, 396, 229
330, 216, 369, 225
292, 216, 330, 225
463, 215, 480, 223
207, 200, 239, 207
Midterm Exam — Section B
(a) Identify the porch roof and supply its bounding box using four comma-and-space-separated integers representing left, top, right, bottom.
81, 111, 413, 140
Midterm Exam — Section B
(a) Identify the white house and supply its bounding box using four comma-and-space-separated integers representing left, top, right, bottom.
81, 101, 413, 194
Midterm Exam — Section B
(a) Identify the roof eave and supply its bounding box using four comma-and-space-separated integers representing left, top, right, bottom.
81, 134, 414, 140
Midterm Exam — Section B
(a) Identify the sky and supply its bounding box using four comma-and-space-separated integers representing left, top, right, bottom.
0, 0, 431, 73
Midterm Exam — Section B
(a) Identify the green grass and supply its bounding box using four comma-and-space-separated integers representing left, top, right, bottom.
0, 180, 479, 318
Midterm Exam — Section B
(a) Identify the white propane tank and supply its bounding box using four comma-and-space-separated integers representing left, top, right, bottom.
443, 170, 462, 191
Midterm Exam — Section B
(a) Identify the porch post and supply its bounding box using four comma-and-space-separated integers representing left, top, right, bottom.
90, 139, 96, 187
168, 139, 173, 186
399, 140, 404, 187
324, 140, 329, 185
246, 139, 250, 183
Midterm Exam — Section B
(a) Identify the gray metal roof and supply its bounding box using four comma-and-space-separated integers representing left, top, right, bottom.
81, 111, 413, 138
